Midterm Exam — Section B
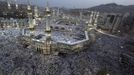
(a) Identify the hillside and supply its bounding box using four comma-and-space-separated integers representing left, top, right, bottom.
89, 3, 134, 15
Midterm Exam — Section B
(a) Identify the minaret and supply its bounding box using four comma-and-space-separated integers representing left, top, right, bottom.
45, 2, 51, 36
27, 0, 31, 11
14, 0, 18, 9
80, 11, 83, 20
52, 9, 57, 22
14, 0, 19, 29
34, 6, 38, 18
89, 11, 94, 25
57, 8, 60, 17
7, 0, 11, 9
33, 6, 38, 26
43, 2, 52, 54
93, 12, 97, 22
94, 12, 99, 29
34, 0, 38, 18
27, 0, 34, 34
88, 11, 94, 31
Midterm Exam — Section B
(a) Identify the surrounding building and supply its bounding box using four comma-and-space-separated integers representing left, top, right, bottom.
97, 13, 129, 33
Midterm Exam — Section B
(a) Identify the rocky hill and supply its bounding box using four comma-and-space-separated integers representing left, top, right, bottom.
88, 3, 134, 15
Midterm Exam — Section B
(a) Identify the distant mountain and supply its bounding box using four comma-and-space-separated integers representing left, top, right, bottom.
69, 3, 134, 16
88, 3, 134, 15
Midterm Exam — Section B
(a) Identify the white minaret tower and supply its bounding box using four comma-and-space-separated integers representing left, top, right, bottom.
43, 2, 53, 54
7, 0, 11, 9
27, 0, 35, 35
34, 0, 38, 18
94, 12, 99, 29
80, 11, 83, 20
89, 11, 94, 25
27, 0, 32, 28
34, 6, 38, 18
87, 11, 94, 31
33, 5, 38, 26
57, 8, 60, 17
45, 2, 51, 37
14, 0, 18, 9
27, 0, 31, 10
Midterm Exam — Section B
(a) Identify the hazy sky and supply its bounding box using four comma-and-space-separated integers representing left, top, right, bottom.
13, 0, 134, 8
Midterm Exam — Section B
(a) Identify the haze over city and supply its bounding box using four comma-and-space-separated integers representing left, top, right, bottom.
1, 0, 134, 8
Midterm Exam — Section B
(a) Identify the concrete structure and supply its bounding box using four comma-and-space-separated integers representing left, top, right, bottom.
97, 13, 129, 33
